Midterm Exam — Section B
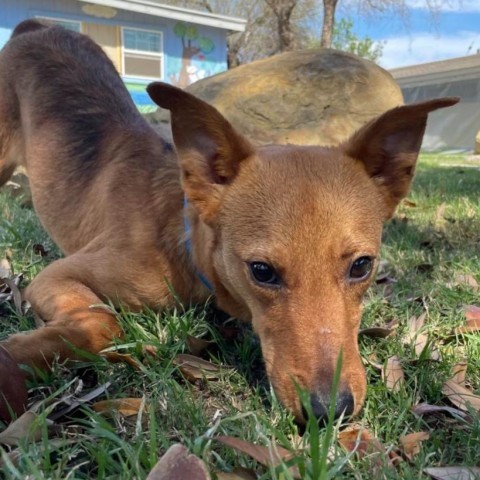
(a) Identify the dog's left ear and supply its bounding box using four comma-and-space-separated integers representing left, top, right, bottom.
343, 97, 459, 219
147, 82, 254, 224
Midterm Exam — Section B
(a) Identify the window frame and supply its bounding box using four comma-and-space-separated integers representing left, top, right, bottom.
121, 26, 164, 81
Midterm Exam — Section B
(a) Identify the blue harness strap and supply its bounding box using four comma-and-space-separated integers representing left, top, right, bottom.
183, 196, 214, 291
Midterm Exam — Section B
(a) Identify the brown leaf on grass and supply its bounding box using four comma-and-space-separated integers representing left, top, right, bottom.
48, 382, 111, 421
146, 443, 210, 480
0, 346, 27, 424
102, 352, 142, 370
447, 274, 479, 293
406, 311, 427, 340
216, 435, 300, 479
442, 379, 480, 412
0, 411, 52, 446
465, 305, 480, 326
457, 274, 479, 292
92, 397, 146, 417
0, 258, 11, 279
399, 432, 429, 461
359, 326, 395, 339
173, 354, 229, 382
186, 335, 214, 356
450, 362, 468, 386
424, 466, 480, 479
359, 318, 399, 339
382, 356, 405, 392
1, 277, 23, 315
414, 333, 429, 356
452, 305, 480, 335
338, 427, 401, 468
215, 468, 257, 479
403, 311, 437, 358
412, 403, 470, 420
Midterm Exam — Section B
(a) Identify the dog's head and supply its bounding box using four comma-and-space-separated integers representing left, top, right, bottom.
148, 82, 458, 424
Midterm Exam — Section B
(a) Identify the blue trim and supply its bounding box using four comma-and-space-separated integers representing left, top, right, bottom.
183, 196, 214, 291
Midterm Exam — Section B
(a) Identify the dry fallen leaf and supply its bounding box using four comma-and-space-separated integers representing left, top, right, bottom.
216, 435, 300, 479
92, 397, 146, 417
450, 362, 468, 386
447, 274, 479, 293
382, 356, 405, 392
442, 379, 480, 412
1, 277, 23, 315
0, 258, 11, 279
48, 382, 111, 421
146, 443, 210, 480
404, 311, 427, 341
338, 426, 401, 468
358, 326, 395, 339
399, 431, 429, 461
215, 468, 257, 479
173, 353, 228, 382
452, 305, 480, 335
0, 346, 27, 424
0, 411, 52, 446
411, 402, 470, 420
186, 335, 214, 356
465, 305, 480, 327
402, 311, 437, 358
424, 466, 480, 480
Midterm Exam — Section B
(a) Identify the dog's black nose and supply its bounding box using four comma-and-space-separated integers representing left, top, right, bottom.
303, 389, 354, 424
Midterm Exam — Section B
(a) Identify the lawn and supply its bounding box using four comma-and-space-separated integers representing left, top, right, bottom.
0, 153, 479, 479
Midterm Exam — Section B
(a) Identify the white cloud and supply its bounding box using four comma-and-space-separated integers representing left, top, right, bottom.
378, 30, 480, 68
405, 0, 480, 13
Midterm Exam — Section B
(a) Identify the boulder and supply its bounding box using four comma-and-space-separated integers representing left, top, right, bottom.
149, 49, 403, 146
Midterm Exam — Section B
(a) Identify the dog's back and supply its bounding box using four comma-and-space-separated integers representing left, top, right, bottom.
0, 20, 170, 254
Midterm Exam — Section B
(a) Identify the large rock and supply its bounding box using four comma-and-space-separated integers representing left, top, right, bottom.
149, 49, 403, 146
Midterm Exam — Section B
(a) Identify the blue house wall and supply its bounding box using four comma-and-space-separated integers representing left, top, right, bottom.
0, 0, 229, 111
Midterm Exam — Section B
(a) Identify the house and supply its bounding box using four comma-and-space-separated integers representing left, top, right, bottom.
390, 54, 480, 152
0, 0, 245, 112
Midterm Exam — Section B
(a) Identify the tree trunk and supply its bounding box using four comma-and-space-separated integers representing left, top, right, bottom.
265, 0, 298, 52
321, 0, 339, 48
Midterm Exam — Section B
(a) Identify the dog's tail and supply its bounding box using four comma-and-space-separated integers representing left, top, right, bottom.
11, 19, 47, 39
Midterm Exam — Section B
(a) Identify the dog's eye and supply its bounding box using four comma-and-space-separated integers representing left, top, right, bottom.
349, 256, 373, 281
249, 262, 280, 286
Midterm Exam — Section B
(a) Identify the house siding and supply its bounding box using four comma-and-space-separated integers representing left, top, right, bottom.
0, 0, 229, 111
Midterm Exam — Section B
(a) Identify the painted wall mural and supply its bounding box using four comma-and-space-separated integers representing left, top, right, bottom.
169, 22, 217, 88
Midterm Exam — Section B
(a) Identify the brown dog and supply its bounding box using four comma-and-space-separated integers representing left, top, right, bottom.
0, 19, 458, 423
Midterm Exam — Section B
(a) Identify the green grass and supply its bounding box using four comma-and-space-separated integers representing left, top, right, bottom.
1, 153, 479, 479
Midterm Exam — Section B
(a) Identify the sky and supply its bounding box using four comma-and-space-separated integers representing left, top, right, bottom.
344, 0, 480, 69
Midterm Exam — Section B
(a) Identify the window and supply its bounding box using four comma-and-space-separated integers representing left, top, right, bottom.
122, 27, 163, 80
37, 17, 82, 32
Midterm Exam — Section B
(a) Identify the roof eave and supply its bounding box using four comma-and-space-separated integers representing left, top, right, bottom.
76, 0, 246, 31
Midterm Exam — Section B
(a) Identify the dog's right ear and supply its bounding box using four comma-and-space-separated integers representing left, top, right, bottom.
343, 97, 459, 219
147, 82, 254, 224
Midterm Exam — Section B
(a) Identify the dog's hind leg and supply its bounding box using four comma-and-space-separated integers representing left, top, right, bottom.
1, 252, 124, 372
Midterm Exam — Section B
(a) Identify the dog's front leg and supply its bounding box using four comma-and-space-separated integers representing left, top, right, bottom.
1, 253, 123, 372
